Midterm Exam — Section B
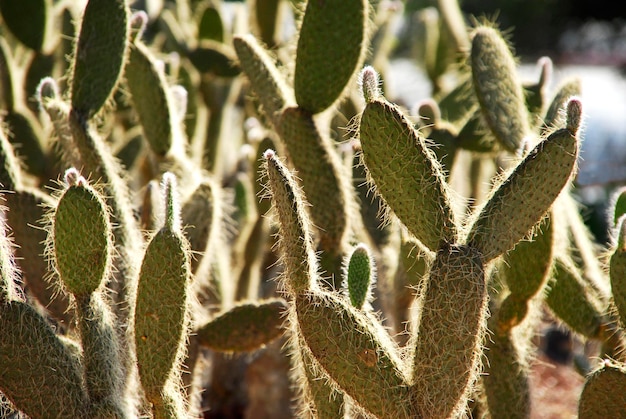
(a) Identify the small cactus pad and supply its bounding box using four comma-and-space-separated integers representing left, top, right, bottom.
0, 0, 48, 51
233, 35, 292, 124
294, 0, 367, 113
467, 103, 580, 262
0, 301, 87, 418
134, 227, 190, 400
70, 0, 130, 117
359, 96, 457, 251
358, 66, 381, 104
411, 244, 488, 419
345, 244, 375, 309
471, 26, 529, 152
579, 361, 626, 418
612, 187, 626, 226
264, 149, 317, 295
542, 78, 582, 134
501, 217, 553, 302
610, 219, 626, 326
53, 170, 112, 296
126, 41, 174, 157
546, 257, 603, 338
482, 327, 530, 419
295, 291, 412, 418
197, 299, 287, 352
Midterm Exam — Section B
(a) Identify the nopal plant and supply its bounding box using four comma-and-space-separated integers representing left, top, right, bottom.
0, 0, 625, 418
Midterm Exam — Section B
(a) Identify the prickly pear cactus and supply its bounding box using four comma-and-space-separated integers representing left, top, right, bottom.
0, 0, 624, 418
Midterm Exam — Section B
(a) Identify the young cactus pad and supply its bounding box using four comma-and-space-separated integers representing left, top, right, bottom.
70, 0, 130, 117
578, 361, 626, 417
471, 25, 529, 152
53, 168, 112, 296
467, 99, 581, 262
134, 173, 191, 407
344, 243, 375, 309
197, 299, 287, 352
294, 0, 367, 113
0, 301, 88, 418
358, 67, 458, 252
263, 149, 317, 295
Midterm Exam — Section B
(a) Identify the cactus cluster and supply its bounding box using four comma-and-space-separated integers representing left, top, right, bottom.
1, 0, 625, 418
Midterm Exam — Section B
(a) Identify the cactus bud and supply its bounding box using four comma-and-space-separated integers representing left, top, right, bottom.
358, 66, 381, 104
344, 244, 375, 309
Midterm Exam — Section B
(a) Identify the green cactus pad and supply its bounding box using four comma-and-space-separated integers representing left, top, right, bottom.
411, 244, 488, 419
501, 216, 553, 301
181, 179, 219, 273
436, 74, 475, 126
456, 110, 498, 153
494, 295, 529, 333
414, 8, 444, 85
359, 97, 458, 251
135, 227, 190, 401
546, 257, 603, 338
482, 328, 530, 419
0, 0, 48, 51
6, 188, 72, 324
345, 244, 374, 309
197, 299, 287, 352
559, 192, 610, 300
359, 66, 382, 103
254, 0, 281, 47
295, 291, 413, 418
233, 34, 293, 124
126, 41, 175, 157
579, 361, 626, 418
437, 0, 470, 54
198, 4, 224, 42
3, 110, 48, 179
471, 26, 529, 152
277, 107, 349, 252
75, 294, 125, 415
294, 0, 367, 113
467, 108, 580, 263
264, 149, 317, 295
300, 346, 345, 418
0, 301, 88, 418
188, 41, 241, 77
70, 0, 130, 117
53, 172, 112, 296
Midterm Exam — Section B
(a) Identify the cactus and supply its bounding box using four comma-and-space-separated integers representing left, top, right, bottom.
0, 1, 624, 417
344, 243, 375, 309
134, 173, 190, 417
579, 360, 626, 418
